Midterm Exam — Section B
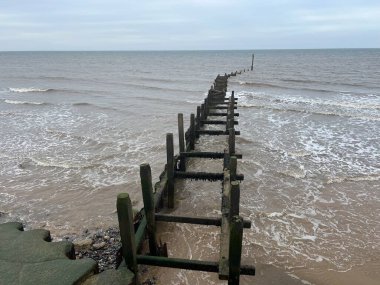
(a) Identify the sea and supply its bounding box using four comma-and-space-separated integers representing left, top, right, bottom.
0, 49, 379, 284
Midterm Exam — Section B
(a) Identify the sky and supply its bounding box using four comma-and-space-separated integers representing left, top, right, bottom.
0, 0, 379, 51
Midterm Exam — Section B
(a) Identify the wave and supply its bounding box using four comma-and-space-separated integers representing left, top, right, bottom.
327, 174, 380, 184
8, 87, 55, 93
72, 102, 93, 107
237, 81, 337, 94
242, 104, 380, 121
4, 99, 49, 106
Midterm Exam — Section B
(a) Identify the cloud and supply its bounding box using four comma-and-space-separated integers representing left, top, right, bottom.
0, 0, 379, 50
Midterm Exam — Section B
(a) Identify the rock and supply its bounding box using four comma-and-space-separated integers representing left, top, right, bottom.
104, 235, 110, 240
73, 239, 93, 249
93, 242, 106, 250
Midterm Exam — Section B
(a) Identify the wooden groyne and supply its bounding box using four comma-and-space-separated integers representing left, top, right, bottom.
117, 62, 255, 284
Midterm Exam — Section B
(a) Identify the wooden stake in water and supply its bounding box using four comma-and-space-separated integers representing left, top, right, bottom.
117, 193, 138, 274
228, 216, 243, 285
251, 53, 254, 70
230, 181, 240, 219
190, 113, 195, 150
166, 133, 175, 208
178, 113, 186, 171
140, 164, 158, 256
229, 156, 237, 181
229, 128, 235, 156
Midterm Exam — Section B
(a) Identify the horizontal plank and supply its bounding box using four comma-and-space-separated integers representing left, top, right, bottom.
181, 152, 242, 159
202, 120, 238, 125
155, 214, 251, 228
174, 171, 244, 181
136, 255, 255, 276
196, 130, 240, 136
137, 255, 219, 272
207, 113, 239, 117
209, 106, 238, 110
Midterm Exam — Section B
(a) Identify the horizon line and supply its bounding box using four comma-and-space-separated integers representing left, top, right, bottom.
1, 47, 379, 52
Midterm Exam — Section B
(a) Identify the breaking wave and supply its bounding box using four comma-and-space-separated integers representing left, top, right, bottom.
8, 87, 55, 93
4, 100, 49, 106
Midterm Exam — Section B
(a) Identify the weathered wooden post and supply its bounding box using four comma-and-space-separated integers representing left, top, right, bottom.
166, 133, 175, 208
117, 193, 138, 274
200, 104, 205, 120
228, 216, 243, 285
230, 181, 240, 219
178, 113, 186, 171
140, 164, 158, 256
229, 128, 235, 156
251, 53, 254, 71
229, 156, 237, 181
204, 98, 209, 119
190, 113, 195, 150
196, 106, 201, 138
223, 149, 230, 170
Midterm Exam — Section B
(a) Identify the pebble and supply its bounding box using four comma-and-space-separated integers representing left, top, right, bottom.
93, 242, 106, 250
73, 238, 93, 249
67, 226, 122, 272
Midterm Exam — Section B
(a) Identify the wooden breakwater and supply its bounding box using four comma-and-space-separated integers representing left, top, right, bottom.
116, 63, 255, 284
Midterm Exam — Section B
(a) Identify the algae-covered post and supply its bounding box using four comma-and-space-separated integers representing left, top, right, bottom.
116, 193, 138, 275
177, 113, 186, 171
196, 106, 201, 138
166, 133, 175, 208
190, 113, 195, 150
140, 164, 158, 256
230, 181, 240, 219
228, 128, 235, 155
228, 216, 243, 285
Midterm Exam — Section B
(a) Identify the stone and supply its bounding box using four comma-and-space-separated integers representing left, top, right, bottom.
92, 242, 106, 250
74, 239, 93, 250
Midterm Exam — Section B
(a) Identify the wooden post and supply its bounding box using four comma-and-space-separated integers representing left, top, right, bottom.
230, 181, 240, 219
166, 133, 175, 208
229, 128, 235, 156
196, 106, 201, 138
200, 104, 205, 120
117, 193, 138, 274
204, 98, 208, 119
229, 156, 237, 181
178, 113, 186, 171
228, 216, 243, 285
251, 53, 254, 71
223, 149, 230, 170
140, 164, 158, 256
190, 113, 195, 150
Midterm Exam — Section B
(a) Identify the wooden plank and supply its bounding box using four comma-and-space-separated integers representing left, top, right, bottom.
181, 152, 242, 159
196, 130, 240, 136
202, 120, 238, 125
174, 171, 244, 181
155, 214, 251, 228
137, 255, 219, 273
208, 113, 239, 117
209, 106, 238, 110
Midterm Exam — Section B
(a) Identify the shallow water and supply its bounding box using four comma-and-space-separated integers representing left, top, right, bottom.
0, 49, 379, 284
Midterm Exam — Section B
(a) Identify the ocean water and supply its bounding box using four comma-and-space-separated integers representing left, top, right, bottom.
0, 50, 379, 284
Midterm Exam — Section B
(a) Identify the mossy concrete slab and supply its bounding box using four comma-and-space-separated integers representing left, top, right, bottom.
0, 222, 97, 285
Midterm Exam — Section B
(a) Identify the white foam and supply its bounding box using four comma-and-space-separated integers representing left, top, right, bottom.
294, 235, 317, 242
4, 100, 45, 105
9, 87, 51, 93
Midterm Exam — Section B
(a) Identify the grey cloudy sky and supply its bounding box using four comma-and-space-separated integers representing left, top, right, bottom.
1, 0, 379, 51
